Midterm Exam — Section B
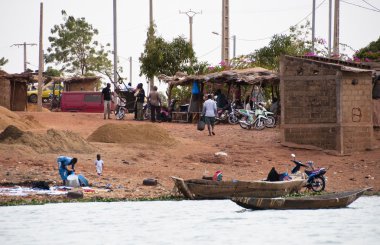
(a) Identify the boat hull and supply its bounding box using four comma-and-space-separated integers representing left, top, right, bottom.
171, 176, 306, 200
231, 188, 371, 210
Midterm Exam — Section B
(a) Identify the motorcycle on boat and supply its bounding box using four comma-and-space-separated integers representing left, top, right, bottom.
290, 153, 327, 192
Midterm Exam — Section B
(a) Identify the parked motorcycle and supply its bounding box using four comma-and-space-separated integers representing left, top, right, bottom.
227, 101, 243, 125
215, 104, 231, 124
290, 153, 327, 192
114, 97, 128, 120
238, 108, 268, 130
254, 102, 276, 128
143, 102, 151, 120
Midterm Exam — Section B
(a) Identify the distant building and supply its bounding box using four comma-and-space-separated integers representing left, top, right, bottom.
63, 76, 100, 91
0, 71, 29, 111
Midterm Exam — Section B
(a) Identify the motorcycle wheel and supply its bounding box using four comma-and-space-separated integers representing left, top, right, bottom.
254, 118, 266, 130
310, 176, 325, 192
239, 116, 251, 130
265, 116, 276, 128
143, 109, 151, 120
228, 114, 239, 124
215, 119, 220, 125
116, 108, 126, 120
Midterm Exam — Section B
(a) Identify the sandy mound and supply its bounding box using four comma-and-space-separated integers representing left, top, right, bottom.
87, 123, 175, 145
26, 103, 51, 112
0, 125, 94, 154
0, 106, 43, 130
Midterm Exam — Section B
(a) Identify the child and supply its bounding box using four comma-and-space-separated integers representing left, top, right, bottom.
94, 154, 104, 176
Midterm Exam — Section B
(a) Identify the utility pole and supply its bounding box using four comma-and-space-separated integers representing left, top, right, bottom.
113, 0, 118, 86
222, 0, 230, 65
333, 0, 340, 58
179, 9, 202, 48
11, 42, 37, 72
129, 56, 132, 85
328, 0, 332, 57
37, 1, 44, 112
149, 0, 153, 27
212, 32, 236, 60
312, 0, 316, 53
232, 35, 236, 58
148, 0, 154, 92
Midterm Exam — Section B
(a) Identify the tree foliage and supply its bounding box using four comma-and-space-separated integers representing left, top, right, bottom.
45, 66, 62, 77
139, 24, 196, 79
45, 10, 113, 77
249, 22, 316, 71
0, 57, 8, 68
355, 36, 380, 62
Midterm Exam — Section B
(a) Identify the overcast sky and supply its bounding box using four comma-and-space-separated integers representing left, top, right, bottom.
0, 0, 379, 91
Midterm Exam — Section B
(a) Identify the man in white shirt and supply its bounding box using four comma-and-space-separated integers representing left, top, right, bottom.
202, 94, 217, 136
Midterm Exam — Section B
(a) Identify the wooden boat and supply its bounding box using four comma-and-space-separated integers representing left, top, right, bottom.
231, 188, 372, 210
171, 176, 306, 200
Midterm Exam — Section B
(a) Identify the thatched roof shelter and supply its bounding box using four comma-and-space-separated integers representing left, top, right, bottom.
158, 67, 279, 86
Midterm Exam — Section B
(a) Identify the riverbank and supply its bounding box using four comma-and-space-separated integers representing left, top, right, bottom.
1, 109, 379, 206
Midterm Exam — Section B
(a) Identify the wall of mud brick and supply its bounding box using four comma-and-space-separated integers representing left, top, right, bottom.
341, 74, 372, 124
283, 78, 337, 124
65, 80, 98, 91
284, 126, 338, 150
342, 126, 372, 153
282, 58, 337, 77
0, 78, 11, 109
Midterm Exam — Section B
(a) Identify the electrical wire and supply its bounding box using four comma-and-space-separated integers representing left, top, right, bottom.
362, 0, 380, 11
341, 0, 380, 12
198, 45, 220, 58
237, 0, 327, 42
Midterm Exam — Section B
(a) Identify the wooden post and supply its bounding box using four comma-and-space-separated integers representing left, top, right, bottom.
227, 82, 231, 101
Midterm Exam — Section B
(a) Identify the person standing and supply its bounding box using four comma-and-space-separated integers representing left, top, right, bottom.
148, 86, 161, 122
135, 83, 145, 121
215, 89, 228, 109
94, 154, 104, 176
102, 83, 112, 119
57, 156, 77, 185
202, 94, 217, 136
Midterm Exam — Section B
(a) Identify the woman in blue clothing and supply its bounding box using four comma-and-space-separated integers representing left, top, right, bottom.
57, 156, 77, 185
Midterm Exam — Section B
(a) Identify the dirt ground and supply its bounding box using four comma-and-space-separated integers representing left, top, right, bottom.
0, 108, 379, 203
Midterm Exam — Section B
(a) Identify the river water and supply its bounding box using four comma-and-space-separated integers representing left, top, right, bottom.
0, 196, 379, 245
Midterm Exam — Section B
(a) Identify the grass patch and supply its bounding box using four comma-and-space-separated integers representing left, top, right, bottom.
0, 195, 184, 207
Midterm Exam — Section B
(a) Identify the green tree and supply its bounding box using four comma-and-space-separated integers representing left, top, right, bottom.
246, 21, 334, 71
45, 66, 62, 77
355, 36, 380, 61
140, 24, 196, 89
45, 10, 113, 78
249, 23, 314, 71
0, 57, 8, 69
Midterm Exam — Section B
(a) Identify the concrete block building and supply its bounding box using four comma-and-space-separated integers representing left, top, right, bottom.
280, 55, 373, 154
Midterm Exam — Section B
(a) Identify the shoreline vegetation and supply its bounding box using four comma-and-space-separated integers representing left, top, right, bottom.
1, 191, 378, 207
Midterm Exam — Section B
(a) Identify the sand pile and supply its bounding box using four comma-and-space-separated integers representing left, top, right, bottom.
87, 123, 175, 145
26, 103, 51, 112
0, 106, 43, 131
0, 125, 94, 154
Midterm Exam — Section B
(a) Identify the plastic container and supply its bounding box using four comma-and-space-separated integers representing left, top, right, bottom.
66, 174, 80, 187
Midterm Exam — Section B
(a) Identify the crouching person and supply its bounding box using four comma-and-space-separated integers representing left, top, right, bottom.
57, 156, 77, 185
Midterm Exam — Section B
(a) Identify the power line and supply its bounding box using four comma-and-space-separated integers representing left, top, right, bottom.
341, 0, 380, 12
10, 42, 37, 71
198, 45, 220, 58
238, 0, 327, 42
362, 0, 380, 11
